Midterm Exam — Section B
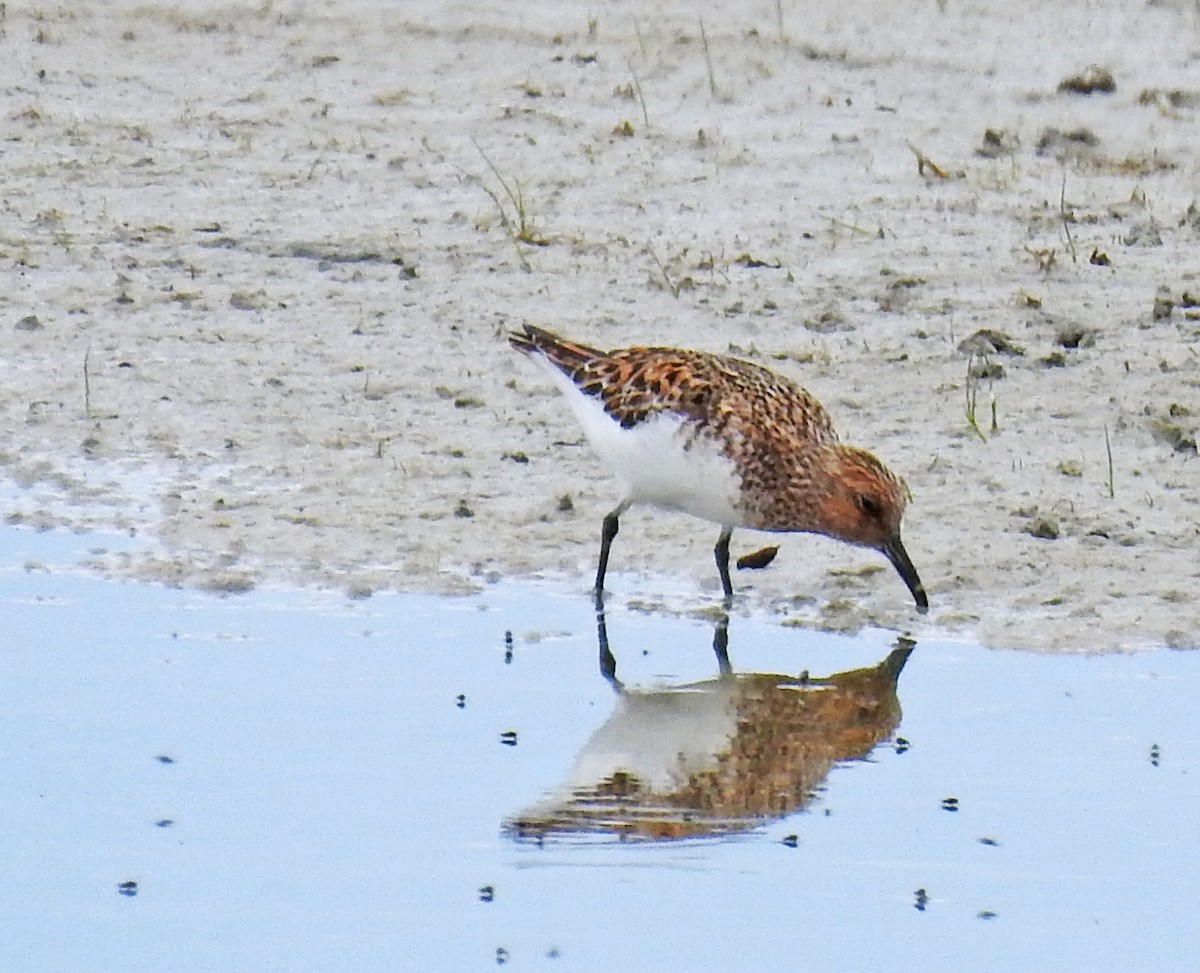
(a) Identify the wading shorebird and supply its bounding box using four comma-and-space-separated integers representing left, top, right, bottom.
509, 325, 928, 612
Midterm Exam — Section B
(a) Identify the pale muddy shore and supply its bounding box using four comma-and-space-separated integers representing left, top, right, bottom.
1, 0, 1198, 651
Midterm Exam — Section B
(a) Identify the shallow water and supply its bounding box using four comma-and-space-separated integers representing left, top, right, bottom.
4, 527, 1198, 972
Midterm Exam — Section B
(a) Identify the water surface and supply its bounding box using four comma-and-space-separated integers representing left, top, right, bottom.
4, 528, 1197, 972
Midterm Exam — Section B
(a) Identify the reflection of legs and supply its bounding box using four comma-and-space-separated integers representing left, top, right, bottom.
598, 589, 730, 686
714, 527, 733, 603
593, 590, 622, 691
712, 610, 732, 676
594, 501, 629, 595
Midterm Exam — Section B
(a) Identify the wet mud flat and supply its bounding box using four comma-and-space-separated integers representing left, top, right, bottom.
5, 525, 1198, 972
0, 1, 1198, 653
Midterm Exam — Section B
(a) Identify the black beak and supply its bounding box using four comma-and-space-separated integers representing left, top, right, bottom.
881, 533, 928, 614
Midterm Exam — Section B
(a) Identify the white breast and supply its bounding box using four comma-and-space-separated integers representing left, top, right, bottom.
534, 357, 746, 527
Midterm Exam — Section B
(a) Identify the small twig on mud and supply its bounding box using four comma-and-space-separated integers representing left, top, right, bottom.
470, 138, 545, 246
699, 16, 717, 97
1104, 424, 1115, 498
906, 141, 949, 179
84, 347, 92, 419
649, 248, 682, 298
827, 216, 872, 236
1025, 246, 1057, 273
627, 60, 650, 127
964, 352, 989, 443
1060, 169, 1078, 263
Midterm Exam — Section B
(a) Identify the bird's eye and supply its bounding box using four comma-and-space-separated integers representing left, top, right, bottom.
856, 494, 883, 519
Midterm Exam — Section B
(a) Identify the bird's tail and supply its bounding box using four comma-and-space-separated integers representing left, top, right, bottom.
508, 325, 604, 373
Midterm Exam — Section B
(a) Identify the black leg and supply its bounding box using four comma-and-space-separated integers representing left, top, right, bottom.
595, 509, 621, 595
714, 527, 733, 603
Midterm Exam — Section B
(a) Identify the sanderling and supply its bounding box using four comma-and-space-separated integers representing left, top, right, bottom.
510, 325, 928, 612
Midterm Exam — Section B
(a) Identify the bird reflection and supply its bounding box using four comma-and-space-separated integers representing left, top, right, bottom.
506, 600, 914, 842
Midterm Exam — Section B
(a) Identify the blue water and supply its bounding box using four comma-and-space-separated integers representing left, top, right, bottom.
2, 526, 1197, 972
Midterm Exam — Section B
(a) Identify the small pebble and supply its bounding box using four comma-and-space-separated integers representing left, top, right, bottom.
1027, 518, 1060, 540
1058, 66, 1115, 95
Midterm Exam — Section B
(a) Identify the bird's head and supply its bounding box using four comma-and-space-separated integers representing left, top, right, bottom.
817, 446, 928, 613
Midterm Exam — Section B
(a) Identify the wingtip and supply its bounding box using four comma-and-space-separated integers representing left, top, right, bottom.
508, 324, 536, 354
508, 324, 560, 355
507, 327, 605, 373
